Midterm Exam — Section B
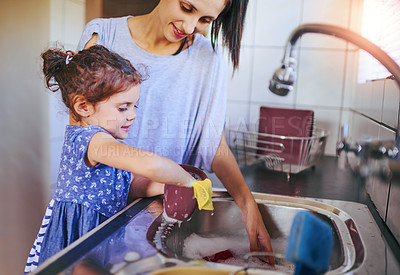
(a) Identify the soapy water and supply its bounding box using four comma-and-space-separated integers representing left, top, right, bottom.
182, 233, 294, 273
152, 213, 178, 252
161, 210, 184, 225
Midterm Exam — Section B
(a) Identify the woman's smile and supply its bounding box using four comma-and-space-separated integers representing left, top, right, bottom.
172, 23, 187, 39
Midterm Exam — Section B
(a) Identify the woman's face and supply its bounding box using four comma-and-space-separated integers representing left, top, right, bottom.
158, 0, 227, 42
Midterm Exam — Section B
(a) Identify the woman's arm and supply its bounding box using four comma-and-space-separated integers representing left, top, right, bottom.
87, 131, 195, 186
211, 130, 275, 265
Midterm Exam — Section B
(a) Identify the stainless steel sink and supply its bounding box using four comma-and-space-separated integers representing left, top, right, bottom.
30, 191, 399, 274
147, 192, 365, 274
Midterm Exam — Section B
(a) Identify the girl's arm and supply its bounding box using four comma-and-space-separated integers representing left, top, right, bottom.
87, 131, 195, 186
128, 174, 165, 202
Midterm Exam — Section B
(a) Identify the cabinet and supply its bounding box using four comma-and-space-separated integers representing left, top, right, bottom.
86, 0, 159, 23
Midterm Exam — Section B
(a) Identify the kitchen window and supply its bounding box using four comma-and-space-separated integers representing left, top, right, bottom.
358, 0, 400, 82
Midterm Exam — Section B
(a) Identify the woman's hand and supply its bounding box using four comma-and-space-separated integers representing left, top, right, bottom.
212, 130, 275, 265
242, 202, 275, 265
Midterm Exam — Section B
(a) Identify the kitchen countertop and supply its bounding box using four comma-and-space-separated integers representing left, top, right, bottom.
210, 155, 365, 202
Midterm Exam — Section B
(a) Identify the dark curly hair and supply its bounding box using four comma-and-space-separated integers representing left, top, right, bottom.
41, 45, 144, 121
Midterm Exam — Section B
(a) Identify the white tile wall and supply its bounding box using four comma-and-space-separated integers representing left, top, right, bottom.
225, 101, 250, 129
350, 113, 381, 141
241, 0, 256, 46
342, 50, 359, 108
339, 109, 353, 136
312, 108, 341, 156
296, 49, 346, 107
300, 0, 351, 49
226, 47, 254, 102
353, 81, 385, 122
353, 82, 370, 114
254, 0, 302, 47
301, 0, 351, 29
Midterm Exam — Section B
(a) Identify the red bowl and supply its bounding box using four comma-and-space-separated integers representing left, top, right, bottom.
163, 164, 208, 221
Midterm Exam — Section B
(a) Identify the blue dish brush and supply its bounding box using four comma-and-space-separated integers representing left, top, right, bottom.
286, 211, 334, 275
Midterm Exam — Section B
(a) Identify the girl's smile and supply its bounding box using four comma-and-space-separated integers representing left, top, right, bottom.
83, 85, 140, 140
121, 124, 132, 133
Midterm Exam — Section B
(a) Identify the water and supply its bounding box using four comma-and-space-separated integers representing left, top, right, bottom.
182, 233, 295, 274
152, 213, 177, 252
161, 211, 182, 226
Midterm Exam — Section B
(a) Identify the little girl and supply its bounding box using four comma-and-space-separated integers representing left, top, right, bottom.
24, 45, 202, 273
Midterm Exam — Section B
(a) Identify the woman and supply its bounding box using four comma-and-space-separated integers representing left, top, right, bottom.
78, 0, 275, 264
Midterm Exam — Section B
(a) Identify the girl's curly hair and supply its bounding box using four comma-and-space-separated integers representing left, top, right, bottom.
42, 45, 145, 121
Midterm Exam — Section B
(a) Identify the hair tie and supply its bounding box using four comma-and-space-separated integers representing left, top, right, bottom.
65, 55, 73, 65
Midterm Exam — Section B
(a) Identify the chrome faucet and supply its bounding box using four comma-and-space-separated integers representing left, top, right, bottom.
269, 24, 400, 179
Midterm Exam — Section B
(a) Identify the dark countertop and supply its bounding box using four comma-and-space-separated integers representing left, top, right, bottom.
210, 155, 365, 203
239, 156, 365, 202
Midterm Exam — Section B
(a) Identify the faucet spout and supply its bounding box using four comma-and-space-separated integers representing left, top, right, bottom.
270, 24, 400, 96
270, 24, 400, 164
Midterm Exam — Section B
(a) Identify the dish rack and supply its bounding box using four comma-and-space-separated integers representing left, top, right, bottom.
227, 125, 329, 181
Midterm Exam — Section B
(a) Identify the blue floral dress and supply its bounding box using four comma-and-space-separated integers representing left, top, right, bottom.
25, 125, 131, 273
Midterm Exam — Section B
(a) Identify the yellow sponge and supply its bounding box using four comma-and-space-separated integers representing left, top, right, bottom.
192, 179, 214, 210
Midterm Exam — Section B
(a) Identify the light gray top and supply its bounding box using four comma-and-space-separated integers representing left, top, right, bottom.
77, 16, 227, 172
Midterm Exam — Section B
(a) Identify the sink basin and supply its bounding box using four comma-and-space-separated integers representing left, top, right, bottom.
147, 192, 364, 274
31, 191, 399, 274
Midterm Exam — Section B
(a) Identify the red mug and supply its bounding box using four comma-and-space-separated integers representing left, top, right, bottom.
163, 164, 208, 222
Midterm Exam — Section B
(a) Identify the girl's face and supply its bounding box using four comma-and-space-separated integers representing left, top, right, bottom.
86, 85, 140, 139
158, 0, 227, 42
